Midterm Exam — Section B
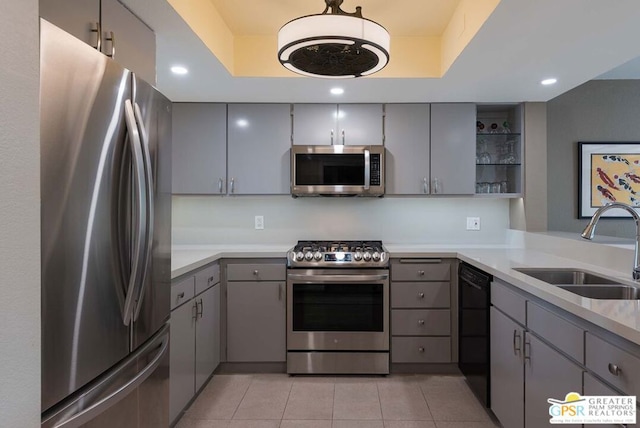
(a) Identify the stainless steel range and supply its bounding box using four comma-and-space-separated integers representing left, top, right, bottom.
286, 240, 390, 374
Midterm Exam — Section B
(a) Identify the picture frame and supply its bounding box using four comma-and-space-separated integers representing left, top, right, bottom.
578, 142, 640, 218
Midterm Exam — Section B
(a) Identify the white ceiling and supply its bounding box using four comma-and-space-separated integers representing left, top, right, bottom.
122, 0, 640, 103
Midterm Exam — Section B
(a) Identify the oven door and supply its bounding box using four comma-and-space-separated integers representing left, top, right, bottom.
287, 269, 389, 351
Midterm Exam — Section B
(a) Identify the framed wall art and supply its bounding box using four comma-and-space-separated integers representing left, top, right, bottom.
578, 142, 640, 218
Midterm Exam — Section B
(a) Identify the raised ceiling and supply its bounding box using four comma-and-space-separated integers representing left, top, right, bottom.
121, 0, 640, 103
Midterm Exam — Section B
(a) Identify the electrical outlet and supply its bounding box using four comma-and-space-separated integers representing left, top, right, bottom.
254, 215, 264, 230
466, 217, 481, 231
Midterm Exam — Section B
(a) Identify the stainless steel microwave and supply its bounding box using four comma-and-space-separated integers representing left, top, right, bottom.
291, 145, 385, 197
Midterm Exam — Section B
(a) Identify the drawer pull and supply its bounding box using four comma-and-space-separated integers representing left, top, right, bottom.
177, 292, 184, 299
608, 363, 622, 376
418, 292, 425, 298
418, 270, 425, 276
418, 347, 425, 353
253, 270, 259, 276
418, 319, 425, 325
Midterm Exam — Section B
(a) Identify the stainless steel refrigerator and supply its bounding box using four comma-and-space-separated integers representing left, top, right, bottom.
40, 19, 171, 428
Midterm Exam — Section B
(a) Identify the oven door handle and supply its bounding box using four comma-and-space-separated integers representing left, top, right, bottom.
287, 273, 389, 282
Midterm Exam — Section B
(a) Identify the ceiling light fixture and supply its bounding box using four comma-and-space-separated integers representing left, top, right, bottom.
277, 0, 390, 79
171, 65, 189, 75
541, 78, 557, 85
330, 87, 345, 95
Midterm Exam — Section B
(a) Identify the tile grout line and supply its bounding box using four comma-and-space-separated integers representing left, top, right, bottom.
230, 374, 255, 421
279, 375, 295, 425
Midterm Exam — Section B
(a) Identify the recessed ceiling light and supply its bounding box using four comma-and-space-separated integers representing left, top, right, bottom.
236, 119, 249, 128
330, 87, 344, 95
541, 78, 557, 85
171, 66, 188, 75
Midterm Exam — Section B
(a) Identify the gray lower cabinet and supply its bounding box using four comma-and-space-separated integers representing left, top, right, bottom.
170, 264, 221, 425
491, 285, 583, 428
390, 259, 452, 363
169, 283, 196, 425
227, 104, 291, 194
584, 372, 638, 428
40, 0, 156, 84
195, 284, 221, 391
172, 103, 227, 194
490, 306, 525, 428
227, 280, 286, 362
524, 333, 583, 428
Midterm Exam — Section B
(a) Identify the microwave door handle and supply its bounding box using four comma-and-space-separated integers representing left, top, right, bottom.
364, 149, 370, 190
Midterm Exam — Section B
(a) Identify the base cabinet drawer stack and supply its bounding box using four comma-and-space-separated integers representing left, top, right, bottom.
170, 263, 221, 425
226, 260, 286, 362
390, 259, 452, 363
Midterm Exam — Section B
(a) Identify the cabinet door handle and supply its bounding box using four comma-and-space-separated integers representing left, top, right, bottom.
341, 129, 345, 145
418, 347, 425, 353
196, 299, 203, 318
91, 22, 102, 51
608, 363, 622, 376
417, 319, 425, 326
230, 178, 235, 193
513, 330, 521, 354
423, 177, 428, 194
278, 283, 283, 301
330, 129, 334, 145
418, 292, 425, 298
418, 270, 425, 276
192, 302, 198, 320
177, 292, 184, 299
523, 339, 531, 362
105, 31, 115, 58
218, 178, 224, 194
253, 270, 259, 276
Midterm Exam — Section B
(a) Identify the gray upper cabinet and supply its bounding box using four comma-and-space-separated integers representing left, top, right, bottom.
292, 104, 383, 146
40, 0, 100, 47
40, 0, 156, 84
227, 104, 291, 195
172, 103, 227, 194
100, 0, 156, 84
430, 103, 476, 194
385, 104, 430, 194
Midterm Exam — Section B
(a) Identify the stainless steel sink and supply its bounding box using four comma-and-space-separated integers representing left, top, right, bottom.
557, 285, 640, 300
513, 268, 619, 285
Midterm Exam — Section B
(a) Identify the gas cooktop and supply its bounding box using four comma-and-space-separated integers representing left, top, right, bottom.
287, 240, 388, 268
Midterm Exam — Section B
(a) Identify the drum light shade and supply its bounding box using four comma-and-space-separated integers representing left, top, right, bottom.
277, 1, 390, 78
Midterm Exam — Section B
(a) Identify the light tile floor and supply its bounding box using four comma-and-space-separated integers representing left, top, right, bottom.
176, 374, 500, 428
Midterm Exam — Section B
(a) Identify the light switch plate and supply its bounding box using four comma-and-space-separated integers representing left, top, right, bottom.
466, 217, 481, 231
254, 215, 264, 230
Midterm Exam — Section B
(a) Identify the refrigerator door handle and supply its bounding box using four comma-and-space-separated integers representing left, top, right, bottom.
43, 326, 169, 428
132, 102, 155, 322
122, 99, 148, 326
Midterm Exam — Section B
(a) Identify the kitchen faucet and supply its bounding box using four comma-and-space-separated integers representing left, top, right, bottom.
581, 202, 640, 280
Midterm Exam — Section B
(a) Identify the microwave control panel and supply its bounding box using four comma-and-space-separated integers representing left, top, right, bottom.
370, 154, 381, 186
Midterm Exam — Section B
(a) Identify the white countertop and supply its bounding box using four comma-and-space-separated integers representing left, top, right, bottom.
172, 238, 640, 347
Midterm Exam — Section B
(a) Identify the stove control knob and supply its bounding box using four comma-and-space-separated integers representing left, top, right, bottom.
354, 252, 363, 261
372, 251, 381, 262
363, 252, 372, 261
314, 251, 323, 261
290, 251, 298, 261
296, 251, 304, 261
304, 251, 313, 261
